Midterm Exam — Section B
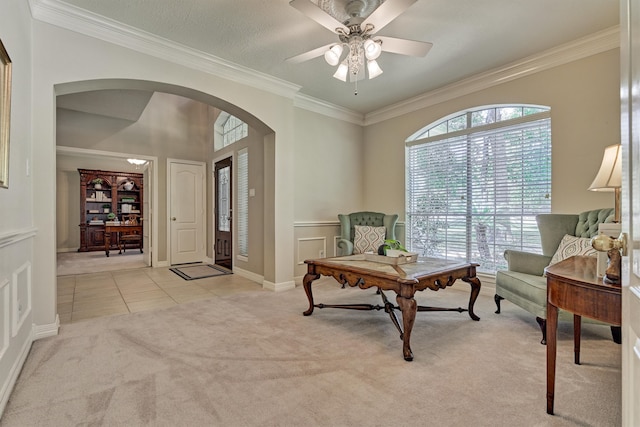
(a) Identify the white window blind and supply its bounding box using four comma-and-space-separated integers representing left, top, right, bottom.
237, 148, 249, 258
406, 110, 551, 273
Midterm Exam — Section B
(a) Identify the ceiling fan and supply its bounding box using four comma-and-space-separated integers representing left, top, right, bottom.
287, 0, 433, 85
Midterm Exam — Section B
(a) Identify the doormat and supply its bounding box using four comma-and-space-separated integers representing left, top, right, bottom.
169, 264, 232, 281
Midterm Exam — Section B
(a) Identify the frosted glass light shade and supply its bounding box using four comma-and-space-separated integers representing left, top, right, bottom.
364, 39, 382, 60
324, 44, 343, 66
367, 60, 383, 79
333, 60, 349, 81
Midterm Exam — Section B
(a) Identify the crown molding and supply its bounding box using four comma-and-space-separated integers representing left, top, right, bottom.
28, 0, 301, 100
364, 25, 621, 126
28, 0, 620, 128
293, 94, 364, 125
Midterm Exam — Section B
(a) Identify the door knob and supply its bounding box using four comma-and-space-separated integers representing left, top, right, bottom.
171, 217, 176, 221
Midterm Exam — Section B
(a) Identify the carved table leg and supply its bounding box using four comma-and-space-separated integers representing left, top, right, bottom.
396, 295, 417, 361
303, 273, 320, 316
462, 276, 481, 321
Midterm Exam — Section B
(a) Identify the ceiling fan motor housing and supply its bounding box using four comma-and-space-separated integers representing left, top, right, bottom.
316, 0, 385, 25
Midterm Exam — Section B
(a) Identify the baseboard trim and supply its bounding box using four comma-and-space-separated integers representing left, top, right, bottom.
0, 334, 33, 418
33, 316, 60, 340
233, 267, 263, 285
263, 280, 296, 292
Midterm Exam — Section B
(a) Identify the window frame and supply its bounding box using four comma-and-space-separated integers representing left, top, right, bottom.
405, 105, 552, 274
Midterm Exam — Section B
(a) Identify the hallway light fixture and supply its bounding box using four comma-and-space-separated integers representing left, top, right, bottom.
127, 158, 147, 166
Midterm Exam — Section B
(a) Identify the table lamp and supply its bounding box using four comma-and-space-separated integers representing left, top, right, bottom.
589, 143, 622, 284
588, 143, 622, 222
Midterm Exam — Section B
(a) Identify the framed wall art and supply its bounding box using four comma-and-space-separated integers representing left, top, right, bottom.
0, 39, 11, 188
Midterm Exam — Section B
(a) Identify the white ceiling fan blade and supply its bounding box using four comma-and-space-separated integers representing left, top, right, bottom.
361, 0, 417, 33
289, 0, 349, 34
377, 36, 433, 57
286, 43, 335, 64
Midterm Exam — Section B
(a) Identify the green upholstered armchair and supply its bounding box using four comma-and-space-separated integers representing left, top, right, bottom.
337, 212, 399, 255
495, 208, 620, 344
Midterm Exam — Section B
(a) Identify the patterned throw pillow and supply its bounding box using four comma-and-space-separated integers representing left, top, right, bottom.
353, 225, 386, 254
548, 234, 597, 266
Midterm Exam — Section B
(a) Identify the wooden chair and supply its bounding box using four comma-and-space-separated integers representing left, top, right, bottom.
118, 214, 143, 254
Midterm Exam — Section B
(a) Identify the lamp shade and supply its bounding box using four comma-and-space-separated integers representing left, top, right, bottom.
588, 144, 621, 191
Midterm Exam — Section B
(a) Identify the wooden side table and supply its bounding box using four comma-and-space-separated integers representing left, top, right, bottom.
544, 255, 621, 415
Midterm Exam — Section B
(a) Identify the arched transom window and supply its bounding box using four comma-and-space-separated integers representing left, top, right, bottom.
214, 112, 248, 151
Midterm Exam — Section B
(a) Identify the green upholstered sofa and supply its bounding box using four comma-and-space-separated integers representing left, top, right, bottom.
337, 212, 398, 255
495, 208, 620, 344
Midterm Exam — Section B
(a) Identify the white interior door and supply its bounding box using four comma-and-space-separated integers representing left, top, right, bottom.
142, 162, 151, 266
169, 161, 205, 265
621, 1, 640, 423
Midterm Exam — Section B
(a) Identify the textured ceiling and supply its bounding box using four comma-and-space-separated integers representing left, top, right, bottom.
55, 0, 619, 114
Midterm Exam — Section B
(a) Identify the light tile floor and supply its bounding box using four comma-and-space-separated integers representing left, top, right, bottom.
57, 266, 263, 324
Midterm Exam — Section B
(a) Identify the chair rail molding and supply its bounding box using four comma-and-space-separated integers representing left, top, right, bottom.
0, 227, 38, 250
294, 220, 340, 227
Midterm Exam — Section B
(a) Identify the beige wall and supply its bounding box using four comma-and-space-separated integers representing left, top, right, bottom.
293, 108, 364, 220
291, 109, 364, 278
362, 49, 621, 221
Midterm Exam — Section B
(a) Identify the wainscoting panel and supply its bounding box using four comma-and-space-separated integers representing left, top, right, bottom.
0, 229, 36, 418
11, 262, 32, 338
297, 237, 326, 265
0, 279, 9, 360
293, 221, 341, 278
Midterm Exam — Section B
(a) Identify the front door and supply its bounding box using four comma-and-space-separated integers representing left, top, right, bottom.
169, 160, 205, 265
214, 157, 232, 269
621, 1, 640, 423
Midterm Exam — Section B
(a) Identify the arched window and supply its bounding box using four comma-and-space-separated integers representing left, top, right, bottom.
405, 105, 551, 274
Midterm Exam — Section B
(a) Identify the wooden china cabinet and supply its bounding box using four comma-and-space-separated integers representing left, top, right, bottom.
78, 169, 144, 252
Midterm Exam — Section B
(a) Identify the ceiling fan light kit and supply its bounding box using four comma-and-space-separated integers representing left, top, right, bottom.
324, 44, 344, 66
363, 38, 382, 60
288, 0, 432, 94
367, 59, 383, 78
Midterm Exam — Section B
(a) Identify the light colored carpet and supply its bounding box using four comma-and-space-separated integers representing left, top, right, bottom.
57, 251, 147, 276
1, 278, 621, 426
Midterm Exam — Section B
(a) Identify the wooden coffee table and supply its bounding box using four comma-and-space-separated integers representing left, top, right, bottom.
302, 255, 481, 361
